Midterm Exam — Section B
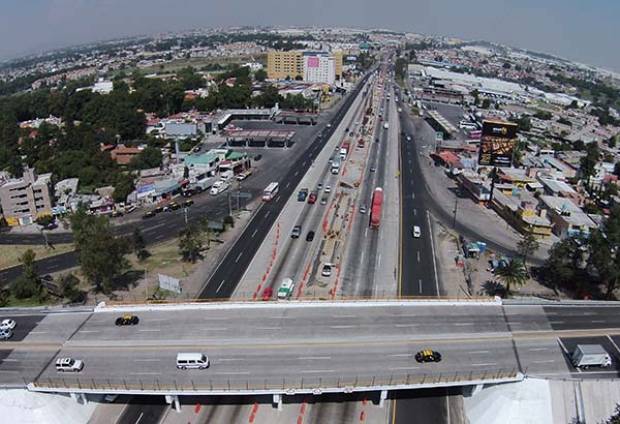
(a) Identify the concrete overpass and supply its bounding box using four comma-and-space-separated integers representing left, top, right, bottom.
1, 299, 619, 410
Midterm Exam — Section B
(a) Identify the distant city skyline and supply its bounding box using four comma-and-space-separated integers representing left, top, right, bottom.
1, 0, 619, 72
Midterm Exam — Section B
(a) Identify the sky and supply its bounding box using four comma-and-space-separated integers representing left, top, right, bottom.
1, 0, 618, 71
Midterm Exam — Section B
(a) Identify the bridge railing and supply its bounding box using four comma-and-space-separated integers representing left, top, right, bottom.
29, 368, 521, 394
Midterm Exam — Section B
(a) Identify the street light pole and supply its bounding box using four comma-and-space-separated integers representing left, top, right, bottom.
453, 197, 458, 230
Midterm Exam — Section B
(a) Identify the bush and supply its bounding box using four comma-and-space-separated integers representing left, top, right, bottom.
223, 215, 235, 228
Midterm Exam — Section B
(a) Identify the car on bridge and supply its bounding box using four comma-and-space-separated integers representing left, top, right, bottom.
55, 358, 84, 372
0, 319, 16, 331
415, 349, 442, 363
0, 329, 13, 341
115, 314, 140, 326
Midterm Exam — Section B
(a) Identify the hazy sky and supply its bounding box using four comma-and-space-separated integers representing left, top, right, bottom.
1, 0, 618, 71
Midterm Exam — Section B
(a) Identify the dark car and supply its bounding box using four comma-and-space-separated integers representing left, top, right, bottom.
254, 154, 262, 161
115, 314, 139, 326
183, 200, 194, 208
308, 192, 318, 204
154, 206, 164, 214
415, 349, 442, 363
298, 188, 309, 202
142, 210, 156, 219
306, 231, 315, 242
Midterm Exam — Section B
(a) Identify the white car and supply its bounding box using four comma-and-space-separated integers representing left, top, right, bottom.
55, 358, 84, 372
412, 225, 421, 238
0, 329, 13, 341
0, 319, 16, 331
324, 185, 331, 193
321, 264, 333, 277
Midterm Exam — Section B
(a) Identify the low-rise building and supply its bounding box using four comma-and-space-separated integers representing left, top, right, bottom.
0, 168, 53, 226
538, 195, 597, 239
490, 189, 553, 238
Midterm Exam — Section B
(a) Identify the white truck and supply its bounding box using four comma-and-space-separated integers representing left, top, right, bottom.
571, 344, 612, 369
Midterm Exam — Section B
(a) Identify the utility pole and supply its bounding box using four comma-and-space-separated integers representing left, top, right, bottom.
452, 197, 458, 230
183, 207, 188, 225
227, 193, 232, 217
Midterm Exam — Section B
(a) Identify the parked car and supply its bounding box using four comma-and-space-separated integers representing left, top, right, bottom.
115, 314, 139, 326
254, 154, 262, 161
154, 206, 164, 214
168, 202, 181, 211
183, 200, 194, 208
142, 210, 156, 219
0, 319, 16, 331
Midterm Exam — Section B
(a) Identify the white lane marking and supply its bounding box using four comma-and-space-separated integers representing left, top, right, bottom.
294, 171, 299, 176
300, 369, 335, 374
471, 363, 497, 367
302, 161, 306, 167
378, 253, 382, 268
365, 228, 369, 238
216, 358, 244, 363
138, 329, 160, 332
298, 356, 331, 360
251, 229, 258, 238
0, 370, 19, 373
330, 325, 356, 329
79, 330, 100, 333
275, 196, 281, 202
331, 314, 356, 318
389, 354, 412, 358
427, 211, 440, 297
255, 327, 281, 331
286, 182, 290, 188
212, 371, 251, 375
360, 251, 365, 264
394, 324, 418, 328
556, 338, 570, 354
417, 251, 420, 262
235, 252, 243, 263
533, 359, 556, 364
413, 209, 417, 216
265, 211, 271, 218
549, 321, 565, 324
591, 320, 606, 323
607, 335, 620, 355
28, 331, 48, 334
418, 280, 423, 293
201, 328, 228, 331
454, 323, 473, 326
2, 359, 18, 362
135, 412, 145, 424
528, 347, 551, 352
389, 366, 419, 371
468, 350, 490, 355
216, 279, 226, 293
130, 372, 160, 375
134, 359, 161, 362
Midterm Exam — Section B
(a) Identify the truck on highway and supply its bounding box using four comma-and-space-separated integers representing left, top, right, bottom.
340, 142, 350, 160
571, 344, 612, 369
370, 187, 383, 229
383, 122, 389, 130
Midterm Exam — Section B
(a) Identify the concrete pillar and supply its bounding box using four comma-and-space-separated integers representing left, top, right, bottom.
471, 384, 484, 396
70, 392, 87, 404
165, 395, 181, 412
273, 394, 282, 411
379, 390, 388, 408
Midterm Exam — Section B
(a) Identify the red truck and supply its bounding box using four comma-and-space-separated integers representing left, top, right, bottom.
370, 187, 383, 228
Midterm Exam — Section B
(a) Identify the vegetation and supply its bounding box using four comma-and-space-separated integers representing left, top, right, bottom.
579, 142, 601, 192
178, 226, 204, 263
495, 259, 528, 295
517, 231, 540, 269
70, 208, 129, 293
10, 249, 46, 300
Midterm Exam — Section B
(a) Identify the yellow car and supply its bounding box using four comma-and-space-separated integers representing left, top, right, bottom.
415, 349, 442, 363
115, 314, 139, 326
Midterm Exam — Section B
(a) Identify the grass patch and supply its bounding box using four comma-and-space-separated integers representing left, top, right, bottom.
0, 243, 74, 270
3, 294, 56, 308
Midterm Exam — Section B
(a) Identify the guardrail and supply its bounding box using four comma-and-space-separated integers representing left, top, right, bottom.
29, 368, 522, 396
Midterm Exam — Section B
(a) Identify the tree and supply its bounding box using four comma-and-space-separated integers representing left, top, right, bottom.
254, 68, 267, 82
517, 231, 540, 269
11, 249, 45, 300
132, 227, 149, 261
70, 208, 129, 293
130, 146, 162, 170
604, 404, 620, 424
481, 98, 491, 109
588, 207, 620, 299
579, 142, 600, 192
495, 259, 528, 295
177, 66, 204, 90
178, 226, 203, 263
57, 273, 82, 303
112, 172, 135, 203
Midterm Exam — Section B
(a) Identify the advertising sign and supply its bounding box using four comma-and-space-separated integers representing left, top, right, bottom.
478, 120, 518, 166
158, 274, 182, 294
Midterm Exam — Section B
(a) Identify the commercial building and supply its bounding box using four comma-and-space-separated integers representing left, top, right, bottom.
490, 189, 553, 238
539, 195, 597, 239
303, 52, 336, 85
267, 51, 304, 80
0, 168, 54, 226
267, 50, 343, 83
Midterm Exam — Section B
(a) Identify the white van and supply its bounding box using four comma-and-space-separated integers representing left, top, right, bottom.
176, 353, 210, 369
210, 180, 229, 196
220, 170, 234, 181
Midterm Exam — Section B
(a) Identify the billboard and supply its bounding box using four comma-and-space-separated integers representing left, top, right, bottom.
478, 120, 518, 167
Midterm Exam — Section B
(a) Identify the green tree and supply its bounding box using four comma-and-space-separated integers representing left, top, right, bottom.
579, 142, 600, 192
481, 98, 491, 109
588, 207, 620, 299
11, 249, 45, 300
177, 66, 204, 90
57, 273, 82, 303
70, 208, 129, 293
112, 172, 135, 203
178, 226, 203, 263
130, 146, 162, 170
604, 404, 620, 424
495, 259, 528, 295
132, 227, 149, 261
254, 68, 267, 82
517, 231, 540, 270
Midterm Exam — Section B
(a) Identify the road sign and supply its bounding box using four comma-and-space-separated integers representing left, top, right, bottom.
158, 274, 182, 294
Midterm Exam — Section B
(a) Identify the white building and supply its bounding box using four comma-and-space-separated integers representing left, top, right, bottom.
303, 52, 335, 85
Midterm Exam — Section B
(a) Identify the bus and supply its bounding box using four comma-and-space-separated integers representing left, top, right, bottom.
262, 182, 279, 202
